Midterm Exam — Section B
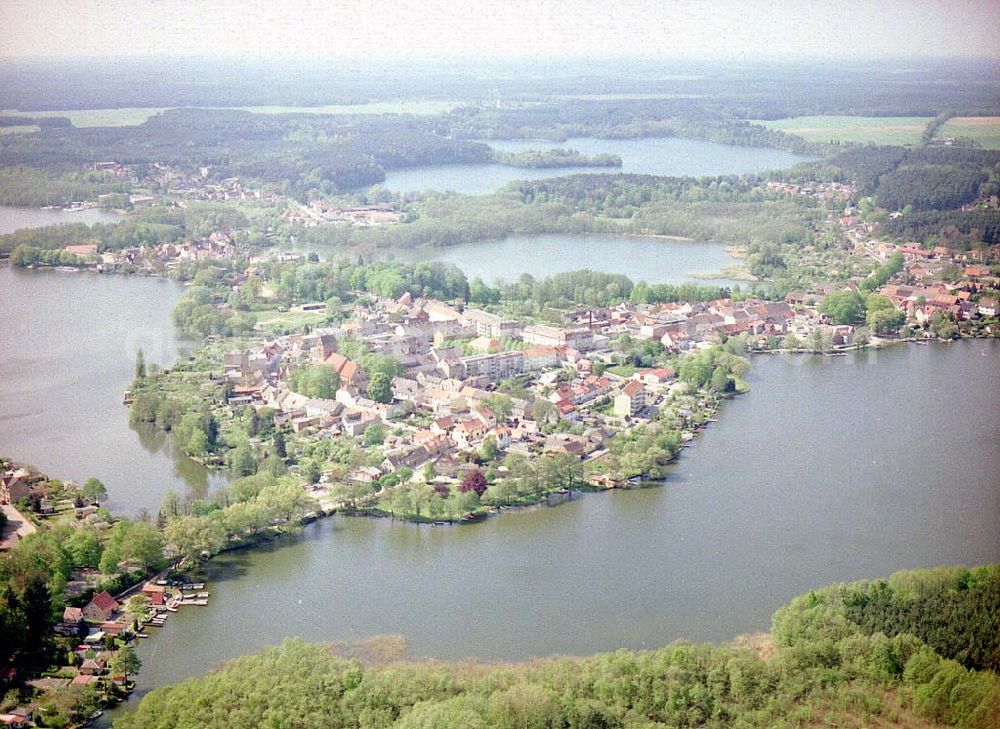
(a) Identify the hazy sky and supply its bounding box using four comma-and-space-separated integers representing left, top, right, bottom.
1, 0, 998, 59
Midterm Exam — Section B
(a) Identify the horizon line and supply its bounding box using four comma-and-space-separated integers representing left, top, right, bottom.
1, 52, 998, 64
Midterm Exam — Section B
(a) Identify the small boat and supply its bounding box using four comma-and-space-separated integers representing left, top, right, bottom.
136, 633, 149, 638
90, 710, 104, 720
459, 512, 487, 523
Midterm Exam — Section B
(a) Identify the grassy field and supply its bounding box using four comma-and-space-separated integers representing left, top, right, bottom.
755, 115, 933, 145
940, 116, 1000, 149
0, 124, 39, 135
0, 100, 459, 128
1, 108, 173, 127
236, 101, 460, 116
254, 308, 330, 335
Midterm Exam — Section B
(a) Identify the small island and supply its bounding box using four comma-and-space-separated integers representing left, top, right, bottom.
492, 147, 623, 168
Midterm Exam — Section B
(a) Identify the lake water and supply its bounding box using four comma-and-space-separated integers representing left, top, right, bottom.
421, 233, 744, 287
0, 205, 121, 234
0, 267, 228, 514
101, 339, 999, 720
380, 137, 814, 195
2, 202, 996, 725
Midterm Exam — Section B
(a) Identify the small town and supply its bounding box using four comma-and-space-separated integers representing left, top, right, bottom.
2, 8, 1000, 725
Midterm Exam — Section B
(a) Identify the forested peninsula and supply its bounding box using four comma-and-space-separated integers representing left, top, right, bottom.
115, 564, 1000, 729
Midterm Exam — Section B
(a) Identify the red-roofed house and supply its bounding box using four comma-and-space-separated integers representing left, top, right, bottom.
614, 381, 647, 418
633, 367, 674, 385
324, 352, 368, 392
82, 591, 119, 623
142, 583, 166, 606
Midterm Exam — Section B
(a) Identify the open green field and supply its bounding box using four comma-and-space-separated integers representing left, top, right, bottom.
0, 100, 460, 128
254, 308, 330, 335
940, 116, 1000, 149
0, 124, 39, 135
1, 107, 173, 127
755, 115, 933, 145
236, 101, 460, 116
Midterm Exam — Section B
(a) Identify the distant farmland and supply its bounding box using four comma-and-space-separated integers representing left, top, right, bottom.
940, 116, 1000, 149
755, 115, 932, 145
0, 101, 460, 128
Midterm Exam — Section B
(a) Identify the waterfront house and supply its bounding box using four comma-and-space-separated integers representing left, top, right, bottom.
100, 621, 127, 637
0, 469, 34, 505
82, 591, 119, 623
142, 583, 166, 605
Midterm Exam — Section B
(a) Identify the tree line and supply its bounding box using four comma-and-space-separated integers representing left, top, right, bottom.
115, 563, 1000, 729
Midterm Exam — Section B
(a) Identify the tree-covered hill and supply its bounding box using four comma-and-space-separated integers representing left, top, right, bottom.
800, 146, 1000, 212
116, 565, 1000, 729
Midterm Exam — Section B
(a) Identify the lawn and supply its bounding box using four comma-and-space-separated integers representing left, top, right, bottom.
755, 116, 933, 145
940, 116, 1000, 149
254, 308, 330, 335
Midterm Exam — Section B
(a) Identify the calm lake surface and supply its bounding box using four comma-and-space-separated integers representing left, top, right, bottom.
0, 204, 121, 234
0, 267, 227, 513
381, 137, 814, 195
423, 233, 743, 287
2, 201, 996, 724
103, 339, 999, 720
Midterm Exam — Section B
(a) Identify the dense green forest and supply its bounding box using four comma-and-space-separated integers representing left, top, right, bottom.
883, 209, 1000, 246
2, 56, 997, 116
448, 100, 823, 154
0, 109, 493, 198
0, 165, 132, 207
794, 146, 1000, 211
115, 564, 1000, 729
294, 173, 822, 260
492, 148, 622, 168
